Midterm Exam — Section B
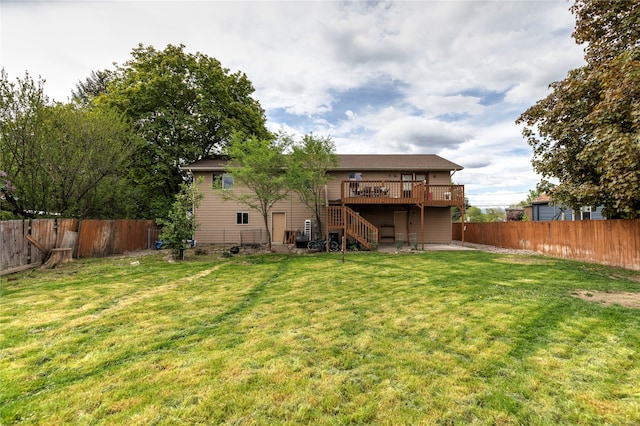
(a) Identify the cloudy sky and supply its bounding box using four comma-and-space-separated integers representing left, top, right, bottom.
1, 0, 586, 208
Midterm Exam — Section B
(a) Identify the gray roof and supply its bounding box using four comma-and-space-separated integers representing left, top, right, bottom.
181, 154, 463, 172
334, 154, 462, 171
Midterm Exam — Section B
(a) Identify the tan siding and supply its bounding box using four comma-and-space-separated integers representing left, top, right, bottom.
422, 207, 452, 243
193, 168, 454, 245
193, 172, 264, 244
193, 171, 317, 244
428, 172, 453, 185
270, 196, 317, 242
326, 171, 347, 201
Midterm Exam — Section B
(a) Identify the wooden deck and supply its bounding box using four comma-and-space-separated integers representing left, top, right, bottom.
339, 181, 464, 207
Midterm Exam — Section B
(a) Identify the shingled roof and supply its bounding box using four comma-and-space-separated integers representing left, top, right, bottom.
334, 154, 462, 171
182, 154, 463, 172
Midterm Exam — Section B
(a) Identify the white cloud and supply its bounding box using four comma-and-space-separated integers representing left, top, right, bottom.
0, 0, 586, 207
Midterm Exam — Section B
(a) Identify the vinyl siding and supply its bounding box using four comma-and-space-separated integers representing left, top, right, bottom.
192, 168, 455, 245
193, 171, 318, 244
531, 204, 605, 221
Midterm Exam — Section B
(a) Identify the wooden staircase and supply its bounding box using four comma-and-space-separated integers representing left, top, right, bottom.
326, 206, 378, 250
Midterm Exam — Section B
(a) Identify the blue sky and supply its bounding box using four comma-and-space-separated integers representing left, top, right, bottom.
0, 0, 586, 208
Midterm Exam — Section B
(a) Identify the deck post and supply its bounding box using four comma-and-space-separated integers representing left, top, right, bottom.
420, 204, 425, 250
343, 205, 347, 251
461, 204, 465, 244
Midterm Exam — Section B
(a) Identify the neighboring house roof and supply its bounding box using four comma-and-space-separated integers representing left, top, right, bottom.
182, 154, 464, 172
182, 158, 228, 172
530, 194, 552, 205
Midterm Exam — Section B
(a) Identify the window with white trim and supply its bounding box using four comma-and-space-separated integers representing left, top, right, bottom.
213, 172, 234, 190
236, 212, 249, 225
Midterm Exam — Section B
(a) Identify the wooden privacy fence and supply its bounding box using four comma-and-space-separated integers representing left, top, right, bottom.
453, 219, 640, 270
1, 219, 157, 274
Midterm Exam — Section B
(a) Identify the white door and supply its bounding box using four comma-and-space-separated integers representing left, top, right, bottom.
272, 212, 286, 244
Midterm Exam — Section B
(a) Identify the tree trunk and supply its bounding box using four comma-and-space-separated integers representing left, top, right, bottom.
262, 210, 272, 251
42, 248, 73, 269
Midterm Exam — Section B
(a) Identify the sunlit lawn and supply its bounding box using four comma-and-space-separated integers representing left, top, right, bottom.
2, 249, 640, 425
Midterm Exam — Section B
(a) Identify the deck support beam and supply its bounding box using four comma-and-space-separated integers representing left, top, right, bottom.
420, 204, 425, 250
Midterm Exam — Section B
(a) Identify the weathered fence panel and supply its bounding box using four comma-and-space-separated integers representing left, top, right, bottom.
77, 220, 112, 258
76, 219, 156, 258
1, 220, 28, 271
1, 219, 157, 274
454, 219, 640, 270
30, 219, 57, 264
57, 219, 79, 255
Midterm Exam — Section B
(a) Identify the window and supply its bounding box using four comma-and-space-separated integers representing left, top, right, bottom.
213, 173, 233, 190
348, 172, 362, 195
580, 206, 592, 220
236, 212, 249, 225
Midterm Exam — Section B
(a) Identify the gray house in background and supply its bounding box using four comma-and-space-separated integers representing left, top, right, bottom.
530, 195, 605, 221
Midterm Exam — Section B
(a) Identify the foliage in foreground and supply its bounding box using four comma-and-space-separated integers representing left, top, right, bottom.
1, 251, 640, 424
157, 178, 203, 260
517, 0, 640, 219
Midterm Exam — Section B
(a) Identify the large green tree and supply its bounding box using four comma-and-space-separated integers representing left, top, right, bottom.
101, 44, 271, 218
221, 134, 290, 251
286, 133, 338, 237
39, 103, 141, 218
0, 70, 48, 217
0, 70, 139, 218
517, 0, 640, 219
72, 69, 113, 106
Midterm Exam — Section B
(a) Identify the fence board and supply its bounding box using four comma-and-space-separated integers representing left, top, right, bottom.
111, 220, 156, 255
454, 219, 640, 270
30, 219, 56, 263
77, 219, 156, 258
1, 220, 27, 272
77, 220, 113, 258
2, 219, 156, 273
56, 219, 79, 254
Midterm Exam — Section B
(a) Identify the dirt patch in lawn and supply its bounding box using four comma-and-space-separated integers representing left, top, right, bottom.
573, 290, 640, 309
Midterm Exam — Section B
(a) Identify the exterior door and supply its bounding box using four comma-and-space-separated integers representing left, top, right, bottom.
272, 212, 286, 244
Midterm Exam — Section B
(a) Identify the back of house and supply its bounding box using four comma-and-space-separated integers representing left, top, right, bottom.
182, 154, 464, 248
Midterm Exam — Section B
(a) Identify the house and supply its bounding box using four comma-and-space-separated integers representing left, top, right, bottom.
181, 154, 465, 249
529, 194, 605, 221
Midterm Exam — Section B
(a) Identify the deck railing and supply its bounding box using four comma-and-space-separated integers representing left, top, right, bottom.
340, 181, 464, 206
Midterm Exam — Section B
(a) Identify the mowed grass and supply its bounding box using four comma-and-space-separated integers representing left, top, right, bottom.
2, 250, 640, 425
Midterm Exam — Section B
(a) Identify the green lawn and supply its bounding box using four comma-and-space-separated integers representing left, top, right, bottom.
2, 250, 640, 425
